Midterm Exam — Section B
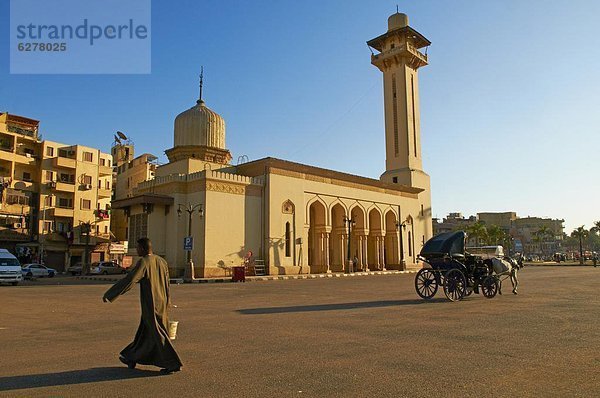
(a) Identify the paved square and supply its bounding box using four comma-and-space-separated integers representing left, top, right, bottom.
0, 267, 598, 397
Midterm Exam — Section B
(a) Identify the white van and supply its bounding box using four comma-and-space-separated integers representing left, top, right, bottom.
0, 249, 23, 286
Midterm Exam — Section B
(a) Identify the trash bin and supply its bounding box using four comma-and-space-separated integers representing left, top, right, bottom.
232, 266, 246, 282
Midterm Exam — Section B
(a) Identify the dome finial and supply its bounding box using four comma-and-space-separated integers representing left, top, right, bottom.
197, 66, 205, 105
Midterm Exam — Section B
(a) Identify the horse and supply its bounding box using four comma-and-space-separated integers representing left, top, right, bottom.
490, 255, 523, 295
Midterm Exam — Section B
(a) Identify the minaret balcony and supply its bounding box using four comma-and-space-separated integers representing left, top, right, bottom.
371, 44, 428, 69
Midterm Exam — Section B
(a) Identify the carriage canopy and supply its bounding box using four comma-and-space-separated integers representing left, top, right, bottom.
420, 231, 466, 257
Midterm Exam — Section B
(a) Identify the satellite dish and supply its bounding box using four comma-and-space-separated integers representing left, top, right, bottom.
116, 131, 128, 140
113, 134, 122, 144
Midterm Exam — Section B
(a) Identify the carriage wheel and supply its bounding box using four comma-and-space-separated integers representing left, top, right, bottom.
415, 269, 438, 299
443, 269, 467, 302
481, 275, 498, 299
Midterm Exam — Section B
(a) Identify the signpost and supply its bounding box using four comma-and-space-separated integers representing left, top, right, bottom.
184, 236, 194, 252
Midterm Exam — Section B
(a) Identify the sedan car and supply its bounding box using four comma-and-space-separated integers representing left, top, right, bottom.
21, 264, 56, 279
89, 261, 126, 275
66, 262, 83, 276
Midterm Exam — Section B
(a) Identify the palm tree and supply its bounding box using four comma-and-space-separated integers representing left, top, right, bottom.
486, 224, 506, 245
571, 226, 589, 265
534, 226, 553, 257
465, 222, 488, 246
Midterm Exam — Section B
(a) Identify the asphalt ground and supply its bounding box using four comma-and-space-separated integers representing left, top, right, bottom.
0, 267, 598, 397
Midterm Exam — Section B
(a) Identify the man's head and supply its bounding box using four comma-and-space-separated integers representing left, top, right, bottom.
137, 238, 153, 257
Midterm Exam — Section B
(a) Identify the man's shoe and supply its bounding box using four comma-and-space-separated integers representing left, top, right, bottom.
119, 355, 136, 369
160, 367, 181, 375
512, 289, 518, 295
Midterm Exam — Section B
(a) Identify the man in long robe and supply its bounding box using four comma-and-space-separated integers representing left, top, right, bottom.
103, 238, 182, 374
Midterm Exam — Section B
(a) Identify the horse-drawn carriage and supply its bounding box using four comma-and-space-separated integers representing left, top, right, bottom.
414, 231, 511, 302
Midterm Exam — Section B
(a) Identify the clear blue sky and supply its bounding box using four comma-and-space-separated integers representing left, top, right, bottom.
1, 0, 598, 233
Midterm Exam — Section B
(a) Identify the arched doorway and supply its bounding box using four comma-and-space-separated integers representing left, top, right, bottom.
308, 201, 328, 273
350, 205, 366, 271
368, 208, 385, 270
384, 210, 399, 269
330, 203, 346, 272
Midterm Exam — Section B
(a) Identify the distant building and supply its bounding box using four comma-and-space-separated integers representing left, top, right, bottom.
433, 213, 476, 236
110, 145, 158, 242
0, 112, 112, 270
512, 216, 564, 255
477, 212, 517, 232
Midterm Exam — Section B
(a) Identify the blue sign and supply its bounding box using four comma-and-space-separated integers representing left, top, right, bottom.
183, 236, 193, 251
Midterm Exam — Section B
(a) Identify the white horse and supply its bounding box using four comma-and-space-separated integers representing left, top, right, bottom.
490, 255, 523, 295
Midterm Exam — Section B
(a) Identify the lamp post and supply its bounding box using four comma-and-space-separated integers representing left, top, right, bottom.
178, 203, 203, 280
342, 216, 356, 273
396, 219, 409, 270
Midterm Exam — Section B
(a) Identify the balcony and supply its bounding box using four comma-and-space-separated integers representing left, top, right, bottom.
50, 207, 74, 218
47, 181, 76, 193
0, 202, 31, 215
98, 165, 112, 176
53, 156, 76, 169
0, 227, 30, 242
95, 209, 110, 220
97, 188, 111, 198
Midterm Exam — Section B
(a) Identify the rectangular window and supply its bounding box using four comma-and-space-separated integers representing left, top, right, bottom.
56, 222, 65, 233
96, 225, 100, 235
59, 173, 75, 183
104, 226, 108, 234
22, 172, 32, 181
105, 180, 110, 190
45, 171, 54, 182
81, 199, 91, 210
43, 221, 53, 233
285, 222, 291, 257
44, 195, 53, 206
58, 197, 73, 208
58, 149, 68, 158
98, 179, 102, 189
83, 152, 93, 162
83, 175, 92, 185
100, 158, 106, 166
392, 177, 398, 184
46, 147, 54, 157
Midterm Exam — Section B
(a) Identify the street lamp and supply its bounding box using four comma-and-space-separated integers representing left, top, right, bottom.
342, 216, 356, 273
396, 218, 410, 270
178, 203, 203, 280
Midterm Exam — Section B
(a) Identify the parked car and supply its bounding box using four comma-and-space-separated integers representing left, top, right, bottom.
89, 261, 126, 275
0, 249, 23, 286
21, 264, 56, 279
66, 262, 83, 276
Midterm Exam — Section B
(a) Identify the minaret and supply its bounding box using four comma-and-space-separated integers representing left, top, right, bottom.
368, 12, 430, 190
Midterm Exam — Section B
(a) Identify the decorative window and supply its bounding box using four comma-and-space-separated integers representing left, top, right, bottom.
129, 213, 148, 248
83, 151, 93, 162
408, 231, 412, 257
285, 222, 291, 257
282, 200, 294, 214
83, 175, 92, 185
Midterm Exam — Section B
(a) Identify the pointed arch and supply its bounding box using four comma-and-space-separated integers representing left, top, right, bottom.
305, 195, 327, 225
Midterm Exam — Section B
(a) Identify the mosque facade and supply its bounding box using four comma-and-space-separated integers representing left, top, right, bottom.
113, 12, 433, 277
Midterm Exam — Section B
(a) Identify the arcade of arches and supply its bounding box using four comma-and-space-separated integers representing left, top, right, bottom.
307, 198, 416, 273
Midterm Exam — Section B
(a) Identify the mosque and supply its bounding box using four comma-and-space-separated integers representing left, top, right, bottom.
113, 12, 433, 278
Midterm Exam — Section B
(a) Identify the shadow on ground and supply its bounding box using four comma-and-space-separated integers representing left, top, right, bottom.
0, 367, 162, 391
237, 298, 448, 314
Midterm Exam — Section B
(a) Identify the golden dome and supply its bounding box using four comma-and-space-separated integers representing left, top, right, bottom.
173, 99, 226, 149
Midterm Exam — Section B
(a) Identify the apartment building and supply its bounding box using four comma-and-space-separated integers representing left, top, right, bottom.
0, 112, 112, 270
110, 142, 157, 242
